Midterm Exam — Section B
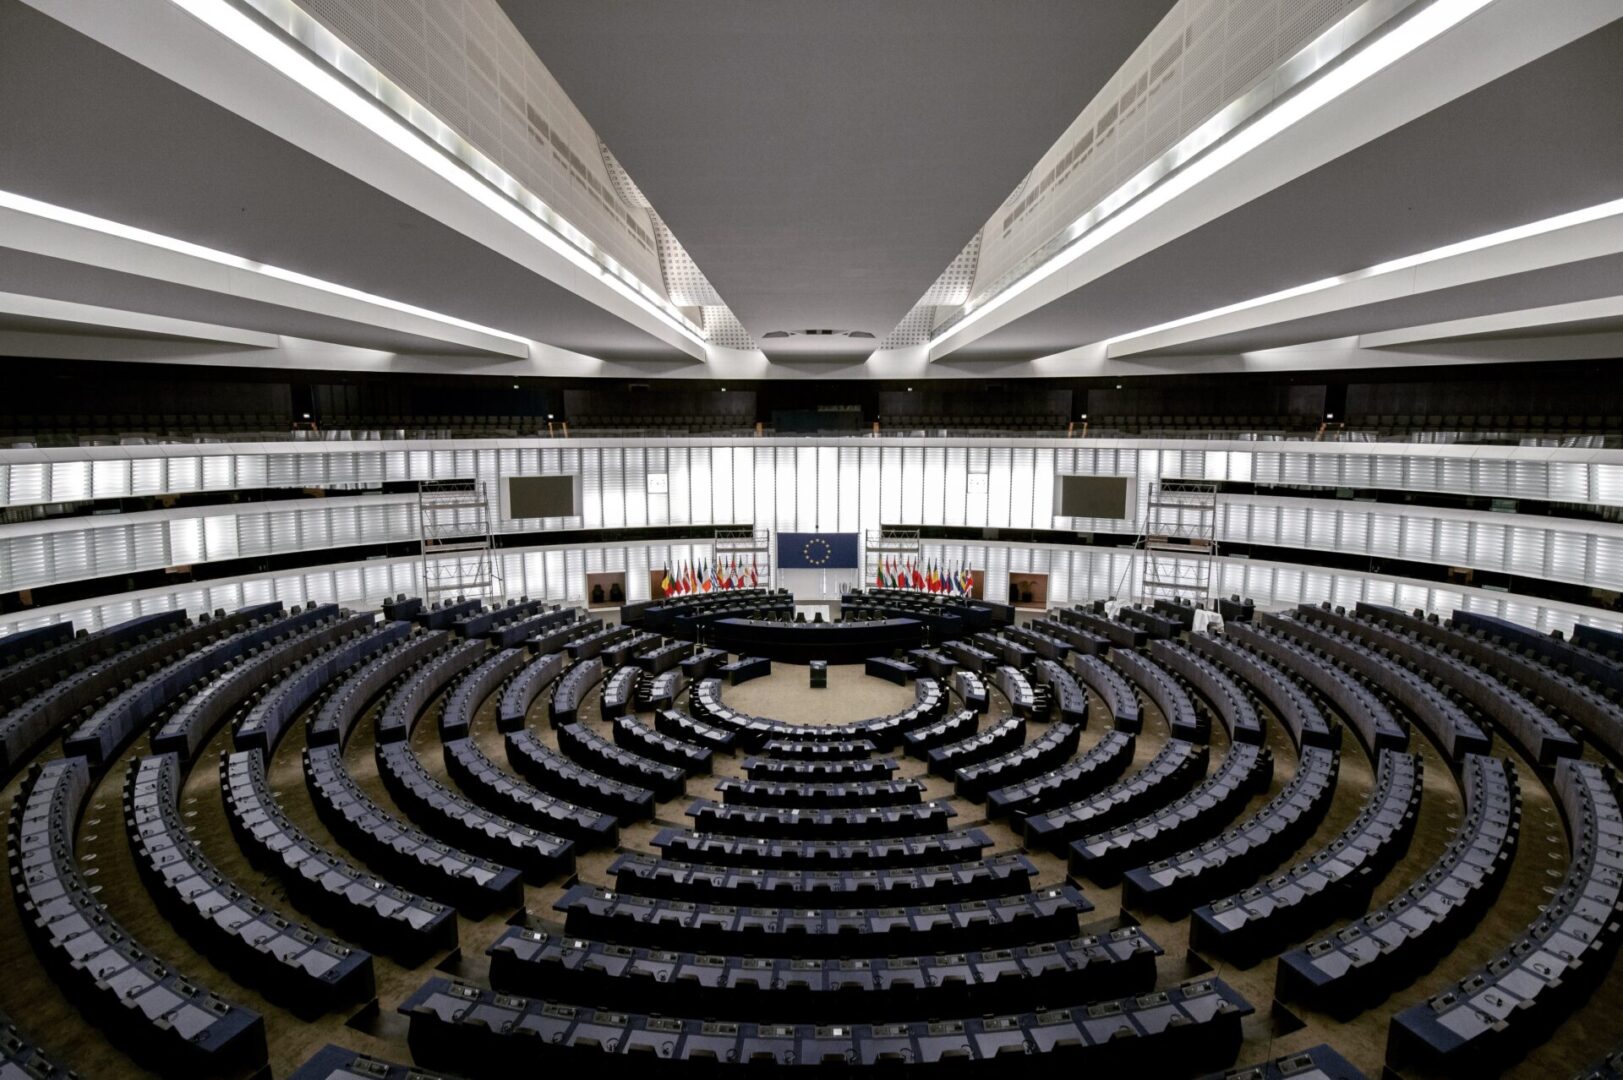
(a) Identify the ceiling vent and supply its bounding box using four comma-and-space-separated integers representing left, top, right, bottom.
764, 329, 874, 339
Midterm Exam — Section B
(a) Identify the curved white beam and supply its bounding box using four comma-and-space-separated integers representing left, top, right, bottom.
0, 290, 278, 347
1359, 294, 1623, 348
0, 191, 532, 358
1103, 199, 1623, 358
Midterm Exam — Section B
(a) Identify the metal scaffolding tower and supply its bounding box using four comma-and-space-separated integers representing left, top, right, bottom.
1138, 480, 1219, 607
714, 526, 772, 585
865, 528, 921, 588
417, 479, 500, 604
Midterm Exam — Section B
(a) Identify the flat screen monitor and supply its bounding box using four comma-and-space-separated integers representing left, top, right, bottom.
504, 474, 580, 519
1055, 475, 1133, 520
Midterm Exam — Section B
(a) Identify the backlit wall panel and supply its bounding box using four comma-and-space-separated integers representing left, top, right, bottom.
4, 536, 1617, 640
0, 495, 417, 593
5, 441, 1623, 596
3, 438, 1622, 607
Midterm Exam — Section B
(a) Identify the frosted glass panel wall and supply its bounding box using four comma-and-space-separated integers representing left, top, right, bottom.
4, 538, 1618, 641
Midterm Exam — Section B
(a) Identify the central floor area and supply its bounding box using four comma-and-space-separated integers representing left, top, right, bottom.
720, 663, 917, 724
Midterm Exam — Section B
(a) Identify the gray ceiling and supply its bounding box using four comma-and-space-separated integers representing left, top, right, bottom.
503, 0, 1179, 358
1, 1, 1617, 376
0, 1, 690, 363
949, 19, 1623, 362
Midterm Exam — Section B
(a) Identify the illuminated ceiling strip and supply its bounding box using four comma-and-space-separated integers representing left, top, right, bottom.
169, 0, 707, 349
1102, 198, 1623, 355
0, 189, 532, 358
928, 0, 1497, 352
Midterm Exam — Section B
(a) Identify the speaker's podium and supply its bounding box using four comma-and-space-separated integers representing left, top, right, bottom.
809, 661, 828, 689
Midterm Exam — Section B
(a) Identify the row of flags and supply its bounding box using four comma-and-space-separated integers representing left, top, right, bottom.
875, 557, 974, 596
661, 556, 761, 596
659, 552, 971, 597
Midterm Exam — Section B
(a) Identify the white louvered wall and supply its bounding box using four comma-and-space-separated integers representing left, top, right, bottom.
3, 437, 1620, 633
5, 439, 1621, 514
3, 539, 1616, 641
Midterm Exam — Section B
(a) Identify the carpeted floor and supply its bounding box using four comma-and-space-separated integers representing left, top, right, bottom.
722, 663, 917, 724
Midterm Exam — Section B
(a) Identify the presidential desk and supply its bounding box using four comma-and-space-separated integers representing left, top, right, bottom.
706, 618, 925, 664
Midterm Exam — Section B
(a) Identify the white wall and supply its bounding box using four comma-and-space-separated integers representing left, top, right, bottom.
3, 536, 1618, 641
3, 436, 1621, 638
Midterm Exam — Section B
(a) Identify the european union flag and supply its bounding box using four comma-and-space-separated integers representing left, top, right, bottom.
777, 532, 860, 569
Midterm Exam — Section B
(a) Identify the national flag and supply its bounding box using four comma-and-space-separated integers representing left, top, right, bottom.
661, 567, 673, 596
911, 559, 925, 590
749, 560, 759, 587
875, 562, 885, 588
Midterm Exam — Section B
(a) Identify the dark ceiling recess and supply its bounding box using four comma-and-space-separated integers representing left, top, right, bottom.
501, 0, 1181, 360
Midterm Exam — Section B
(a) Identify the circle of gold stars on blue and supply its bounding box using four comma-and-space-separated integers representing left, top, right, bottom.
801, 537, 832, 566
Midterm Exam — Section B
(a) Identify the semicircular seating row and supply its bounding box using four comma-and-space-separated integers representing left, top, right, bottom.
0, 591, 1619, 1078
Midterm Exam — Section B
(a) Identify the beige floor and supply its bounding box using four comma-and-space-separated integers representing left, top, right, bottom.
0, 653, 1617, 1079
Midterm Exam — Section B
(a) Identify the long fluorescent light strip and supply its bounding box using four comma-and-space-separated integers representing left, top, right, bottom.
928, 0, 1496, 352
168, 0, 707, 348
1101, 197, 1623, 350
0, 189, 532, 350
